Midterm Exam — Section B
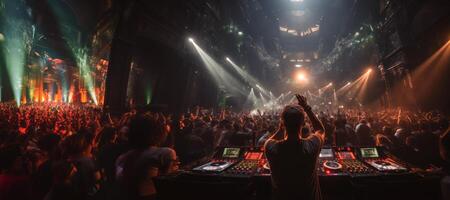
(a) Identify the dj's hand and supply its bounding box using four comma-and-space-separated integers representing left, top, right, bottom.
295, 94, 308, 108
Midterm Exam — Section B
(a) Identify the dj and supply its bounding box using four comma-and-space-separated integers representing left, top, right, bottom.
264, 95, 325, 200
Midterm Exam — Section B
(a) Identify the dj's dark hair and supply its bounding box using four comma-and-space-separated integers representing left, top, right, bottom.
281, 105, 305, 135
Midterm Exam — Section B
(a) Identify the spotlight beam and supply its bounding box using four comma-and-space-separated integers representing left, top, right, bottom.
356, 70, 371, 99
2, 1, 30, 106
255, 84, 270, 96
4, 37, 26, 106
408, 40, 450, 96
336, 70, 372, 100
245, 88, 257, 108
318, 82, 333, 94
336, 81, 353, 94
225, 57, 269, 95
190, 40, 245, 95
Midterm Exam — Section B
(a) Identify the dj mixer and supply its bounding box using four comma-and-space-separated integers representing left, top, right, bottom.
191, 146, 409, 178
318, 147, 377, 177
224, 151, 265, 176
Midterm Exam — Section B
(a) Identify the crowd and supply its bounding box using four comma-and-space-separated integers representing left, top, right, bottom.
0, 101, 449, 200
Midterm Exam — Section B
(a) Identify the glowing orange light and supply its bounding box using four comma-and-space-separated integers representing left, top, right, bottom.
296, 73, 306, 81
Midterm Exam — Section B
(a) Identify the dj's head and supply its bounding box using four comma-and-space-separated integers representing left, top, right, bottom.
281, 105, 305, 136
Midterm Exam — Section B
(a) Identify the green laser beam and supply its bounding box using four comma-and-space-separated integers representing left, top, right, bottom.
47, 0, 98, 104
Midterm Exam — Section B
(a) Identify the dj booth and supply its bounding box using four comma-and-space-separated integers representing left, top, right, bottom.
154, 146, 442, 200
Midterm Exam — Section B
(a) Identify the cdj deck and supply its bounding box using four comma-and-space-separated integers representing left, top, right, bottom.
154, 146, 442, 200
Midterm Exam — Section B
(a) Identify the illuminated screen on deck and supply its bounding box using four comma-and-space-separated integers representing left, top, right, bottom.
222, 148, 240, 158
245, 152, 263, 160
360, 148, 379, 158
319, 149, 333, 158
337, 152, 355, 160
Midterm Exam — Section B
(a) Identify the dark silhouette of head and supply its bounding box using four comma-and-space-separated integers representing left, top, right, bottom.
382, 126, 394, 136
61, 133, 92, 158
38, 134, 61, 153
128, 114, 166, 149
0, 145, 22, 172
97, 126, 117, 147
281, 105, 305, 137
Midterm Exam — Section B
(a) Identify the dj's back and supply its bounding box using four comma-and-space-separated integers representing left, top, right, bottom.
264, 135, 323, 200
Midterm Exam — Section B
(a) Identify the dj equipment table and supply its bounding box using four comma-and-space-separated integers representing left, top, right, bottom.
154, 146, 442, 200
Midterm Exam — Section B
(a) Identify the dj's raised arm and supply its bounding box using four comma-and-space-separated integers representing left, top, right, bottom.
295, 94, 325, 141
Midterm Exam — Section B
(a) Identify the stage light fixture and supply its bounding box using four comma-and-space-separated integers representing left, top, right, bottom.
188, 38, 194, 43
295, 64, 302, 68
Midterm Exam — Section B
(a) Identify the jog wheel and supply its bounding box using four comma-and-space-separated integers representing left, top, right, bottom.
323, 160, 342, 170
